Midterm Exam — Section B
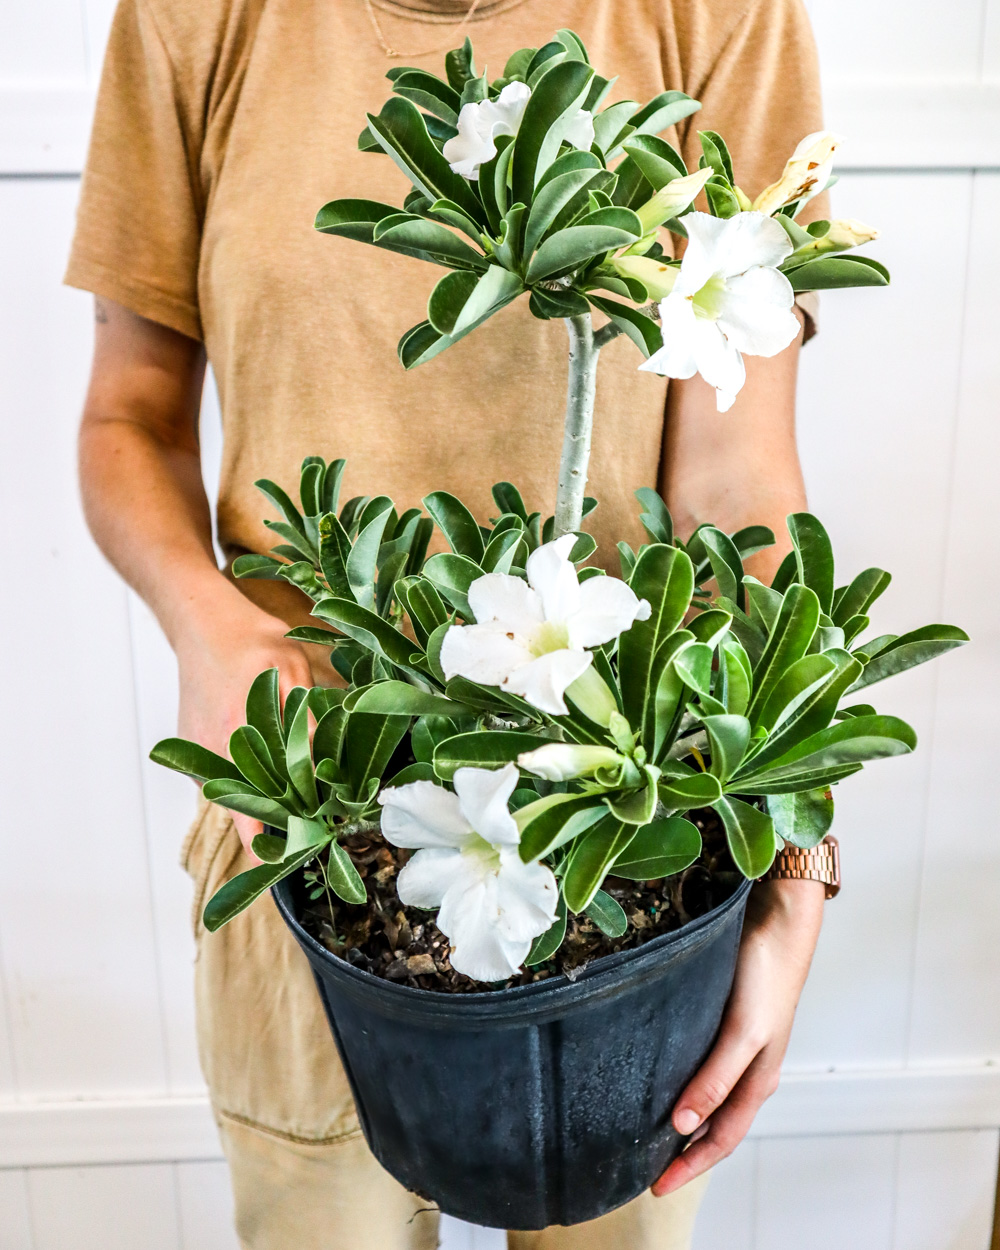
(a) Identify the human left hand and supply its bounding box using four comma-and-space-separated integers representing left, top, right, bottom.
652, 877, 825, 1196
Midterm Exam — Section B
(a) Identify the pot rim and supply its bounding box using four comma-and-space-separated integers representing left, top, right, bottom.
272, 875, 752, 1026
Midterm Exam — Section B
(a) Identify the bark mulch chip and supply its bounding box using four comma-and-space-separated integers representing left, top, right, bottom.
300, 808, 741, 995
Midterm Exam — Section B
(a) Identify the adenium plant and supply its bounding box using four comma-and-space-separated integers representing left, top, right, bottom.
151, 33, 967, 985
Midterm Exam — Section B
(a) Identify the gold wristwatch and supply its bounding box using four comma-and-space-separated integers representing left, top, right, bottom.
762, 835, 840, 899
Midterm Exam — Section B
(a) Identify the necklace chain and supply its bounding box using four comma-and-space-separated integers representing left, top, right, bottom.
363, 0, 484, 59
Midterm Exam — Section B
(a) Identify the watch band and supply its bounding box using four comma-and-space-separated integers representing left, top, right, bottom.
763, 835, 840, 899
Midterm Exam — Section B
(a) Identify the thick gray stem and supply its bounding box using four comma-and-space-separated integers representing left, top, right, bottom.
553, 314, 601, 539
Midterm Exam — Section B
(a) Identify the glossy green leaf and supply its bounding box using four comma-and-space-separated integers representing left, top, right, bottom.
511, 59, 595, 203
346, 501, 394, 610
619, 544, 695, 725
203, 846, 315, 931
700, 714, 751, 781
746, 584, 821, 722
526, 890, 568, 965
832, 567, 891, 626
715, 796, 777, 878
423, 491, 486, 563
524, 167, 609, 257
526, 223, 640, 282
200, 779, 291, 830
786, 254, 890, 291
587, 296, 661, 357
766, 788, 834, 849
701, 526, 745, 607
735, 714, 917, 791
620, 134, 687, 189
633, 487, 673, 545
562, 814, 636, 913
284, 814, 331, 860
518, 793, 608, 861
753, 652, 838, 735
628, 91, 701, 141
229, 726, 284, 798
585, 889, 628, 937
611, 816, 702, 879
432, 730, 542, 781
313, 705, 348, 772
719, 637, 752, 716
699, 129, 734, 183
244, 668, 287, 774
232, 554, 284, 580
788, 513, 835, 614
250, 832, 287, 863
348, 681, 475, 718
390, 69, 462, 125
422, 552, 483, 619
284, 697, 318, 810
326, 840, 368, 904
374, 213, 487, 270
311, 597, 422, 674
847, 625, 969, 692
150, 738, 244, 785
343, 713, 409, 799
658, 770, 722, 809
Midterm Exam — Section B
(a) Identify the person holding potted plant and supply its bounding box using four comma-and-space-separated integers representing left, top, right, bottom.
67, 2, 853, 1245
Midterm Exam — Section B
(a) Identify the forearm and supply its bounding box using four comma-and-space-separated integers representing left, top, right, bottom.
660, 310, 807, 585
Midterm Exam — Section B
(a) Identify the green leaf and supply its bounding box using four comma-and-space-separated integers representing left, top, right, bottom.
313, 198, 404, 242
701, 526, 745, 608
705, 181, 740, 219
395, 575, 449, 646
344, 713, 410, 799
633, 487, 673, 545
518, 793, 608, 861
285, 814, 331, 860
150, 738, 245, 785
346, 500, 394, 611
245, 669, 288, 775
200, 779, 291, 830
715, 796, 777, 878
585, 889, 628, 937
628, 91, 701, 141
530, 286, 590, 319
251, 832, 287, 863
203, 846, 316, 932
445, 36, 476, 90
753, 652, 837, 735
374, 213, 487, 271
365, 96, 483, 220
285, 697, 318, 810
606, 776, 659, 826
511, 59, 595, 203
700, 714, 751, 782
611, 816, 702, 879
734, 714, 917, 791
687, 608, 732, 648
847, 625, 969, 692
232, 554, 285, 580
673, 642, 713, 696
619, 544, 695, 725
746, 584, 821, 722
348, 681, 475, 718
326, 840, 368, 904
720, 638, 752, 716
592, 99, 639, 156
523, 166, 610, 257
312, 597, 423, 674
422, 552, 483, 619
767, 789, 834, 849
526, 223, 640, 282
832, 567, 891, 626
785, 254, 890, 291
313, 705, 348, 771
492, 481, 528, 520
699, 130, 734, 183
423, 491, 486, 562
427, 270, 479, 335
620, 134, 687, 190
788, 513, 835, 614
390, 69, 462, 125
229, 726, 284, 798
526, 890, 568, 965
658, 770, 722, 809
432, 730, 542, 781
563, 815, 636, 913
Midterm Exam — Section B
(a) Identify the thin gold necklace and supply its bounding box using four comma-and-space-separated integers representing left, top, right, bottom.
363, 0, 484, 59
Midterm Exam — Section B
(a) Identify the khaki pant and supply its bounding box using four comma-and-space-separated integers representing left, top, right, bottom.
184, 803, 709, 1250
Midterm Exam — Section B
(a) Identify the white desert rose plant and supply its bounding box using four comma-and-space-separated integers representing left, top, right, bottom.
152, 31, 966, 987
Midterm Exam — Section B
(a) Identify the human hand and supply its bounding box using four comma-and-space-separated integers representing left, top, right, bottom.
652, 877, 825, 1195
175, 582, 315, 862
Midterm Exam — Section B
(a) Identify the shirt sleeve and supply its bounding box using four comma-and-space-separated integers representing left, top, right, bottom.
64, 0, 204, 340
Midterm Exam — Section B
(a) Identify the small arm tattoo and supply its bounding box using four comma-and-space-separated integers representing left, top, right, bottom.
94, 298, 109, 324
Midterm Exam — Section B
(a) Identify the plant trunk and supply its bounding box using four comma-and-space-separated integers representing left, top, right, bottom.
553, 314, 602, 539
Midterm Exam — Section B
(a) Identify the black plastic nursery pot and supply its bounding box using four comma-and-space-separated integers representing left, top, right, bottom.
272, 874, 751, 1231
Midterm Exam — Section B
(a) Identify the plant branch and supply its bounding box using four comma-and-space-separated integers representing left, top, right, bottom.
553, 314, 601, 539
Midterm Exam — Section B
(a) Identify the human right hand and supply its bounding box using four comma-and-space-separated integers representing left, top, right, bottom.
175, 582, 315, 862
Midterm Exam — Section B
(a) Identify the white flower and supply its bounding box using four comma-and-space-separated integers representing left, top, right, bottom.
439, 534, 650, 717
378, 764, 558, 982
443, 83, 593, 180
639, 211, 800, 413
752, 131, 842, 218
517, 742, 624, 782
444, 82, 532, 180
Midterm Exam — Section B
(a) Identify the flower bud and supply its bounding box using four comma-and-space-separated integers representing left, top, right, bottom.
611, 255, 679, 300
517, 742, 625, 782
795, 217, 880, 257
752, 130, 842, 217
634, 167, 713, 232
565, 664, 620, 726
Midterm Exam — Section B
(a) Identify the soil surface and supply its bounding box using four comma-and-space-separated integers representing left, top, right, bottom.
299, 808, 741, 994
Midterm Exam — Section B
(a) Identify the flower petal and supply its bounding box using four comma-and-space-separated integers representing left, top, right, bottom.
674, 211, 731, 294
638, 295, 699, 378
719, 266, 800, 357
566, 575, 650, 648
525, 535, 580, 624
439, 621, 534, 685
378, 780, 472, 849
502, 648, 593, 716
563, 107, 595, 151
689, 317, 746, 411
494, 849, 559, 942
709, 211, 793, 278
443, 102, 498, 180
395, 847, 467, 908
453, 763, 520, 846
437, 872, 530, 982
468, 572, 544, 633
483, 81, 532, 138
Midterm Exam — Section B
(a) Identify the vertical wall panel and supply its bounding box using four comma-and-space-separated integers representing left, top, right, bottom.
789, 172, 971, 1071
893, 1130, 999, 1250
0, 0, 87, 82
0, 1169, 34, 1250
756, 1135, 897, 1249
692, 1144, 757, 1250
81, 0, 117, 83
175, 1161, 239, 1250
27, 1164, 181, 1250
0, 180, 168, 1097
907, 172, 1000, 1065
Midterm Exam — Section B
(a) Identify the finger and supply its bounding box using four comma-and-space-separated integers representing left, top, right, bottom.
671, 1018, 763, 1136
654, 1057, 780, 1196
233, 813, 264, 865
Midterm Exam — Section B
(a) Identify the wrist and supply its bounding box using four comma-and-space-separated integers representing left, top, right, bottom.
165, 566, 279, 655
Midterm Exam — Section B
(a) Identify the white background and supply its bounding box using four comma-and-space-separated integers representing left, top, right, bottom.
1, 2, 999, 1247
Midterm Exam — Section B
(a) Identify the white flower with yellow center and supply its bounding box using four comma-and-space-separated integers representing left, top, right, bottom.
443, 82, 593, 181
639, 210, 800, 413
378, 764, 558, 982
439, 534, 650, 717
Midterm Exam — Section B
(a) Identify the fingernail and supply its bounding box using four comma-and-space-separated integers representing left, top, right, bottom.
674, 1108, 700, 1135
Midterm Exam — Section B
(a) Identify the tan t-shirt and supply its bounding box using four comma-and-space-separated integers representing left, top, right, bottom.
67, 0, 827, 634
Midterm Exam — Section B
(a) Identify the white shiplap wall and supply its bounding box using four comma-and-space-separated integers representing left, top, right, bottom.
1, 2, 999, 1247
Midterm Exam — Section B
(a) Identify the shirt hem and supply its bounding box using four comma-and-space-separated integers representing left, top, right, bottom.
64, 252, 203, 342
